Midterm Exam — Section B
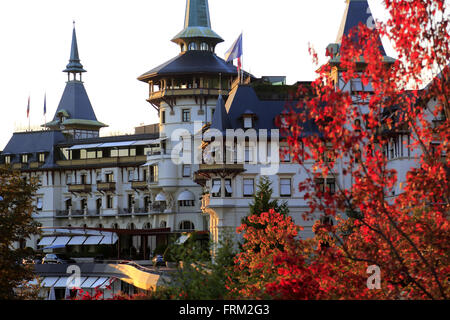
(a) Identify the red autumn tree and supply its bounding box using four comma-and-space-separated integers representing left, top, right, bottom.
279, 0, 449, 299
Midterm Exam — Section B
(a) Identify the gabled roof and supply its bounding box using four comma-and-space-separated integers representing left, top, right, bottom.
138, 51, 237, 82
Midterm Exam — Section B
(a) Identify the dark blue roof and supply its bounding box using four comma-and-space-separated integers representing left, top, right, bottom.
139, 51, 237, 81
210, 94, 231, 133
336, 0, 386, 56
3, 131, 66, 155
222, 85, 319, 137
2, 131, 67, 169
52, 81, 98, 122
63, 26, 86, 73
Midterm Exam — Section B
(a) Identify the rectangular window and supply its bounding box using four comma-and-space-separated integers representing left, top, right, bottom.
119, 149, 129, 157
38, 153, 45, 163
211, 179, 221, 198
225, 179, 232, 197
182, 109, 191, 122
327, 178, 336, 195
243, 179, 254, 197
21, 154, 28, 164
128, 170, 134, 182
130, 148, 136, 157
106, 195, 113, 209
97, 150, 103, 158
161, 110, 166, 124
150, 165, 158, 183
182, 164, 191, 177
244, 117, 252, 129
5, 156, 11, 165
105, 173, 114, 183
36, 197, 43, 211
280, 178, 292, 197
87, 151, 96, 159
80, 149, 87, 159
110, 149, 119, 157
80, 174, 87, 185
280, 147, 291, 163
66, 174, 72, 185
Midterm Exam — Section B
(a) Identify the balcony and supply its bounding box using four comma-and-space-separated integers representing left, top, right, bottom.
68, 184, 92, 193
149, 88, 227, 103
97, 182, 116, 192
131, 181, 148, 190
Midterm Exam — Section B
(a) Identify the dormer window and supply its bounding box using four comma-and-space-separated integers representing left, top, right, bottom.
244, 116, 253, 129
188, 42, 198, 51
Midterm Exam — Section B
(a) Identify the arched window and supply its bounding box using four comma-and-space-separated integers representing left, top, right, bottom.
160, 221, 167, 228
178, 220, 195, 231
180, 43, 186, 52
97, 224, 103, 229
111, 223, 119, 229
143, 222, 152, 230
128, 223, 135, 230
200, 42, 209, 51
188, 42, 198, 51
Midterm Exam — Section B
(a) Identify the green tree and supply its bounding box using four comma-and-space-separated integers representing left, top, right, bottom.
0, 168, 41, 299
154, 232, 237, 300
248, 176, 289, 217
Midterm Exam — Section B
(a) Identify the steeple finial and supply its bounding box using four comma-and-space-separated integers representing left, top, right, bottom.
172, 0, 223, 48
63, 22, 86, 75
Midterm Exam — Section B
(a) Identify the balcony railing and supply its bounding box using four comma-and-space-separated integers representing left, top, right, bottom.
131, 181, 148, 190
68, 184, 92, 193
97, 182, 116, 192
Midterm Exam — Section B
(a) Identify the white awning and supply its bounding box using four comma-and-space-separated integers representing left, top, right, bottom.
132, 139, 162, 146
177, 190, 195, 201
53, 277, 69, 288
155, 192, 166, 202
91, 277, 109, 289
98, 141, 136, 148
38, 237, 56, 246
99, 234, 118, 245
52, 236, 71, 246
41, 277, 59, 288
83, 236, 104, 245
69, 143, 102, 150
80, 277, 99, 288
211, 183, 221, 194
175, 234, 191, 245
141, 161, 159, 167
68, 236, 87, 245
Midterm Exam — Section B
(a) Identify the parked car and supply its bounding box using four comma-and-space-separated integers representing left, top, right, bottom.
152, 254, 165, 267
41, 253, 76, 264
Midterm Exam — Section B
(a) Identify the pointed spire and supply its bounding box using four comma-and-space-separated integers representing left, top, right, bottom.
63, 22, 86, 74
184, 0, 211, 28
172, 0, 223, 48
211, 94, 231, 133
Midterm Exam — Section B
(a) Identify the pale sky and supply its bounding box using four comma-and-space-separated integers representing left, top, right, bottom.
0, 0, 394, 150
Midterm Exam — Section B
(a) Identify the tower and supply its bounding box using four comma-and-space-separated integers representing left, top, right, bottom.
136, 0, 240, 234
326, 0, 395, 96
44, 23, 107, 139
